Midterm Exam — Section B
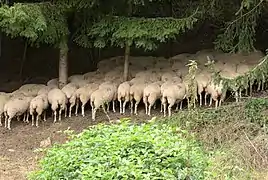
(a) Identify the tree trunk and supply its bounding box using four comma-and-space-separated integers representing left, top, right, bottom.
58, 39, 68, 89
123, 45, 130, 81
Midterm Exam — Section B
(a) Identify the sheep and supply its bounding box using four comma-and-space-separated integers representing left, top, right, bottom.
47, 78, 58, 88
196, 71, 212, 106
37, 86, 54, 95
29, 94, 49, 127
161, 83, 187, 117
117, 81, 131, 114
4, 96, 33, 130
129, 82, 148, 115
73, 83, 99, 117
47, 88, 68, 123
99, 81, 118, 113
68, 74, 84, 83
160, 77, 183, 112
143, 81, 162, 116
205, 80, 226, 109
90, 88, 114, 121
0, 93, 10, 126
61, 83, 78, 117
18, 84, 47, 96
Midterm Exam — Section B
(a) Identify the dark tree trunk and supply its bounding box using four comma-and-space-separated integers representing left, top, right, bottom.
123, 45, 130, 81
58, 38, 68, 89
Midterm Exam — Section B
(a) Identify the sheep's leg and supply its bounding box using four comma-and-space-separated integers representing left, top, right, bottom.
239, 89, 242, 99
122, 101, 127, 114
107, 102, 110, 113
130, 100, 134, 114
81, 104, 85, 117
31, 114, 35, 126
215, 100, 218, 109
36, 115, 40, 127
134, 101, 139, 115
168, 104, 174, 117
59, 109, 62, 121
160, 103, 163, 113
43, 111, 46, 121
4, 113, 8, 128
102, 105, 110, 122
145, 102, 148, 115
64, 107, 67, 118
209, 96, 212, 106
219, 99, 222, 107
53, 111, 57, 123
148, 104, 152, 116
175, 103, 178, 111
245, 87, 248, 96
262, 75, 265, 91
235, 91, 239, 102
69, 104, 75, 118
199, 93, 202, 106
249, 83, 253, 96
163, 103, 167, 117
119, 99, 122, 114
92, 108, 97, 121
23, 113, 26, 122
257, 81, 261, 91
26, 112, 29, 123
75, 101, 79, 116
112, 101, 116, 113
0, 115, 2, 126
153, 103, 156, 109
180, 101, 183, 110
7, 117, 12, 130
187, 97, 190, 109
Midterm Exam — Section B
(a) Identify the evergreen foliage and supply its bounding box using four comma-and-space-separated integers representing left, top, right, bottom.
0, 2, 68, 46
75, 12, 199, 50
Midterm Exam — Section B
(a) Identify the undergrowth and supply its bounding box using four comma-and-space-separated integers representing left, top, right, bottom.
160, 98, 268, 179
29, 98, 268, 180
29, 120, 209, 180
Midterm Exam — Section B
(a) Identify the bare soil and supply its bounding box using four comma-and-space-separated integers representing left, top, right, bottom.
0, 107, 157, 180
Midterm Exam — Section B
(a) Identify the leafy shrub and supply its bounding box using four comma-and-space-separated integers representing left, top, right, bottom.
29, 121, 208, 180
245, 98, 268, 127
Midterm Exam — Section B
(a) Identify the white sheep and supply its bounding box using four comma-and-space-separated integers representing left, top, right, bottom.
73, 83, 99, 117
90, 88, 114, 121
29, 94, 49, 127
206, 80, 226, 108
61, 83, 78, 116
37, 86, 54, 95
160, 77, 182, 112
47, 88, 68, 122
4, 96, 33, 130
0, 93, 10, 126
143, 81, 162, 116
129, 82, 148, 115
196, 71, 212, 106
117, 81, 131, 114
47, 78, 58, 88
161, 83, 186, 117
99, 81, 118, 113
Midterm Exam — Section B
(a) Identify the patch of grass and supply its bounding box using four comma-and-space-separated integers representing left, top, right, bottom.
159, 98, 268, 179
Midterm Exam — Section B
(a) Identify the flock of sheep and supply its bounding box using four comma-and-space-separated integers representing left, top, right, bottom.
0, 49, 265, 130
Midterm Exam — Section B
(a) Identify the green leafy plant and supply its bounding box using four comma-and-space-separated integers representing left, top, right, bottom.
29, 121, 209, 180
245, 98, 268, 128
